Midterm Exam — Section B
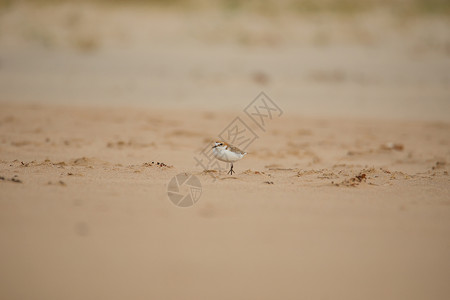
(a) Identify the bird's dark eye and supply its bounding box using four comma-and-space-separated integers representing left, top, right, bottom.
219, 143, 223, 146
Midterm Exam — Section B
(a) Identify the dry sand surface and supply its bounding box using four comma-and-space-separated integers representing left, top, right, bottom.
1, 1, 450, 299
1, 3, 450, 120
0, 102, 449, 300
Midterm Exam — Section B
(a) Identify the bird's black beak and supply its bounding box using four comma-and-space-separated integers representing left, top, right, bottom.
212, 145, 217, 148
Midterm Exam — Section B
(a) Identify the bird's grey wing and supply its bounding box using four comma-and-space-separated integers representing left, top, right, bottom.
228, 145, 246, 154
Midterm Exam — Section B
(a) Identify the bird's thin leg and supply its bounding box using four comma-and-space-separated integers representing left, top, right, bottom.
227, 163, 234, 175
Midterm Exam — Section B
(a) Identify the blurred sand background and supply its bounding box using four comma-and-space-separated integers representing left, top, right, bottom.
1, 1, 450, 299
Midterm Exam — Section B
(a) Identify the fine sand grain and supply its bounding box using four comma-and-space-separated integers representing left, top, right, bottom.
0, 102, 449, 300
1, 1, 450, 299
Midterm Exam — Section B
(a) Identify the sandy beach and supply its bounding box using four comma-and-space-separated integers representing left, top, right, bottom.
1, 102, 449, 299
1, 1, 450, 299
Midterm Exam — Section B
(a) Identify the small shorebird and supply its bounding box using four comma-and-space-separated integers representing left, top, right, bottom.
212, 141, 247, 175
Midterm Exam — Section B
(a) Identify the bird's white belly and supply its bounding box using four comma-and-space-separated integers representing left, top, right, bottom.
213, 148, 244, 162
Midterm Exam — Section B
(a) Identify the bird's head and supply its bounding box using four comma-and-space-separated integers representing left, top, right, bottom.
212, 141, 227, 149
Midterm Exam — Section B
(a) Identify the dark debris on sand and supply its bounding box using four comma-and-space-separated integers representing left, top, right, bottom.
332, 173, 367, 187
0, 175, 23, 183
142, 161, 173, 168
